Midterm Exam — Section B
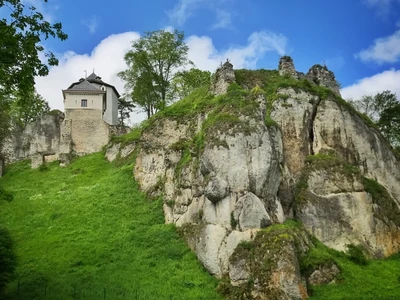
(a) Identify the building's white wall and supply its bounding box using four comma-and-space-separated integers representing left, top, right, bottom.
64, 93, 104, 110
110, 89, 119, 125
91, 83, 119, 125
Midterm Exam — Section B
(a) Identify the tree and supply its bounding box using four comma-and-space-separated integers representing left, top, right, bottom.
374, 91, 400, 146
131, 71, 160, 119
348, 95, 377, 121
349, 90, 400, 147
168, 68, 211, 101
11, 90, 50, 128
118, 97, 135, 126
119, 30, 191, 118
0, 0, 67, 144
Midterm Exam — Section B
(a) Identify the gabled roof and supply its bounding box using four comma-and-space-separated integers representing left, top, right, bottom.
65, 79, 102, 92
65, 72, 120, 98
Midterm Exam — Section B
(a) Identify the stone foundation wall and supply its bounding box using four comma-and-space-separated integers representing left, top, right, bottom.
65, 109, 110, 155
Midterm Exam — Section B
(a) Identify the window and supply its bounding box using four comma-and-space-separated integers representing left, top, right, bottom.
81, 99, 87, 107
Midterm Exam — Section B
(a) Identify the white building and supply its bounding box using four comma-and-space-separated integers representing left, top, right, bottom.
62, 72, 120, 125
61, 72, 120, 155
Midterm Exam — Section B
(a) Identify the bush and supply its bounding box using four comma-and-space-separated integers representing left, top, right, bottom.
38, 164, 49, 172
0, 226, 16, 291
347, 244, 368, 265
0, 187, 13, 202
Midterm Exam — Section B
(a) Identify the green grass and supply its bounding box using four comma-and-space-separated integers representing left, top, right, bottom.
0, 154, 222, 300
306, 240, 400, 300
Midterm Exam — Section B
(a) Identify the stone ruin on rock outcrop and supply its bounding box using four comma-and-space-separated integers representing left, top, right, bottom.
278, 55, 341, 97
106, 56, 400, 299
210, 59, 236, 96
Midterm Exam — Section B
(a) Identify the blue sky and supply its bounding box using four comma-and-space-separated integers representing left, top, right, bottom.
14, 0, 400, 123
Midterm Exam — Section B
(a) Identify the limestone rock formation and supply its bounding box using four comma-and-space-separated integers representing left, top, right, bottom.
306, 64, 341, 97
210, 59, 236, 95
307, 263, 340, 285
228, 226, 312, 299
279, 56, 298, 79
1, 109, 127, 168
1, 111, 66, 168
110, 57, 400, 299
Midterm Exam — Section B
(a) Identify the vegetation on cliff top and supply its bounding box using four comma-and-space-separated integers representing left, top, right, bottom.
0, 154, 222, 299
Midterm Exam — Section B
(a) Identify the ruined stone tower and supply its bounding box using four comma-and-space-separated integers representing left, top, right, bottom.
278, 56, 298, 79
210, 59, 236, 95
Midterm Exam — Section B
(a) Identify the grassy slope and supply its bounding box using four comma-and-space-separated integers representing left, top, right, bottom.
0, 154, 222, 300
303, 239, 400, 300
309, 255, 400, 299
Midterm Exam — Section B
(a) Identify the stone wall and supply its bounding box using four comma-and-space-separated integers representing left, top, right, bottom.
64, 109, 110, 155
1, 108, 114, 168
2, 111, 65, 166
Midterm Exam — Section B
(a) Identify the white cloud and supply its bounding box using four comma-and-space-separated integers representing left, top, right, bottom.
341, 69, 400, 100
187, 31, 287, 70
167, 0, 203, 26
356, 29, 400, 64
363, 0, 400, 17
82, 16, 99, 34
324, 56, 345, 70
35, 32, 140, 118
212, 9, 232, 30
167, 0, 236, 29
35, 30, 287, 124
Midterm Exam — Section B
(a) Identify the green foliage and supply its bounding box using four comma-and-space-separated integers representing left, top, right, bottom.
346, 244, 368, 265
375, 90, 400, 147
38, 163, 49, 172
0, 1, 66, 147
348, 90, 400, 148
117, 97, 135, 126
10, 90, 50, 128
0, 95, 12, 146
0, 1, 67, 96
0, 187, 13, 203
307, 248, 400, 299
110, 119, 152, 147
169, 68, 211, 101
363, 177, 400, 227
0, 154, 222, 299
0, 225, 16, 291
230, 212, 237, 229
118, 30, 191, 118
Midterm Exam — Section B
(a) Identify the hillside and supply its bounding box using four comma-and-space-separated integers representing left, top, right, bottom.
106, 58, 400, 299
1, 58, 400, 300
0, 154, 222, 300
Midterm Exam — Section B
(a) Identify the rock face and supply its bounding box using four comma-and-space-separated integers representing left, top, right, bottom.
307, 263, 340, 285
121, 57, 400, 299
306, 64, 341, 97
279, 56, 298, 79
1, 112, 66, 168
210, 60, 236, 95
1, 109, 126, 168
